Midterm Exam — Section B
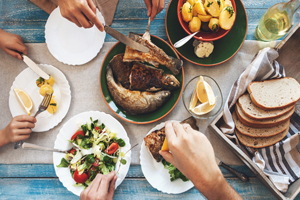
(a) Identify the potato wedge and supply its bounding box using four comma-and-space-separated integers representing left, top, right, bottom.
204, 0, 221, 17
219, 6, 235, 30
182, 2, 193, 22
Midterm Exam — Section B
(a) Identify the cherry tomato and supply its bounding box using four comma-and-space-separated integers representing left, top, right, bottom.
73, 170, 88, 183
105, 142, 118, 155
92, 158, 100, 167
95, 127, 99, 131
71, 130, 85, 140
88, 166, 97, 177
68, 148, 76, 155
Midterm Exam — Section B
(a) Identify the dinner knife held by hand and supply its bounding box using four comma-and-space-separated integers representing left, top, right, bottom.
104, 25, 149, 53
22, 55, 50, 80
215, 157, 249, 182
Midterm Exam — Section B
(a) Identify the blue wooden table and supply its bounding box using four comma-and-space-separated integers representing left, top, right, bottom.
1, 0, 300, 199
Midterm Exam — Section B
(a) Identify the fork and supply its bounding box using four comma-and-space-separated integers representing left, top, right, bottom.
14, 93, 53, 149
142, 17, 151, 41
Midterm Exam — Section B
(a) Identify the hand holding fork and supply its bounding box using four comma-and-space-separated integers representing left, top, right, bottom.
14, 93, 52, 149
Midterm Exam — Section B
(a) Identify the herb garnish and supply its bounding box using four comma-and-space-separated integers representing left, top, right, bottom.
225, 6, 234, 18
207, 0, 213, 7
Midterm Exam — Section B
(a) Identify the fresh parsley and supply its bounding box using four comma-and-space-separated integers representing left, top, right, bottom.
207, 0, 213, 7
225, 6, 234, 18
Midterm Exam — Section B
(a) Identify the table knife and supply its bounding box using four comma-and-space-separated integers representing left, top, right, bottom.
21, 142, 67, 153
104, 25, 149, 53
215, 156, 249, 182
22, 55, 50, 80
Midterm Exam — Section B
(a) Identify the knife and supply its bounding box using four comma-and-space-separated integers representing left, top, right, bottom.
215, 156, 249, 182
22, 55, 50, 80
104, 25, 149, 53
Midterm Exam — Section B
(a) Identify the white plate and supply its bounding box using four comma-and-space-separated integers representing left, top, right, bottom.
45, 7, 106, 65
9, 64, 71, 132
140, 121, 194, 194
53, 111, 131, 196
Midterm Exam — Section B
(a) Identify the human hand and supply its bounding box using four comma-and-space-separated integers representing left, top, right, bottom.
80, 171, 117, 200
0, 29, 27, 60
159, 122, 242, 199
144, 0, 165, 21
0, 115, 36, 148
57, 0, 104, 31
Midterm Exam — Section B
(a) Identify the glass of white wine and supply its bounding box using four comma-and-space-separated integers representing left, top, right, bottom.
255, 0, 300, 42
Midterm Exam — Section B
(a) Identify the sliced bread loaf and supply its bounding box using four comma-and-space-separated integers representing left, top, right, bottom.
235, 103, 294, 128
247, 77, 300, 110
235, 128, 289, 148
232, 111, 289, 137
238, 93, 294, 120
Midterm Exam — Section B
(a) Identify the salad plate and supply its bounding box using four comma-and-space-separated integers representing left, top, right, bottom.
45, 7, 106, 65
9, 64, 71, 132
99, 35, 184, 124
165, 0, 248, 66
140, 121, 194, 194
53, 111, 131, 196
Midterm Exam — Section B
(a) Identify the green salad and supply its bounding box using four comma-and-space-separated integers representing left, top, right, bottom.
57, 117, 126, 188
162, 159, 189, 182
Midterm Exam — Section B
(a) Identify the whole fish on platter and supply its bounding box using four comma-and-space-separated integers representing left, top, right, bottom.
106, 65, 172, 115
123, 32, 183, 75
109, 54, 180, 91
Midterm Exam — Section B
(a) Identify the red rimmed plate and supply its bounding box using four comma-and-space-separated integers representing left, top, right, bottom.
99, 35, 184, 124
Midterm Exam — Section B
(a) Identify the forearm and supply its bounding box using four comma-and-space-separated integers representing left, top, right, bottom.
193, 171, 242, 200
0, 128, 10, 148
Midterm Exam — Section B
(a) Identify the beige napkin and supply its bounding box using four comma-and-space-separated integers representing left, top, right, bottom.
29, 0, 118, 25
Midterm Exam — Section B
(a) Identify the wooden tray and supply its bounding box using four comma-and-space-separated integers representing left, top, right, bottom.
209, 23, 300, 200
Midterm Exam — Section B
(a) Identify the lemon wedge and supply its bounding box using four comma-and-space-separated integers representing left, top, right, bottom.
161, 138, 169, 151
191, 97, 217, 115
13, 88, 33, 115
196, 76, 216, 105
189, 88, 198, 110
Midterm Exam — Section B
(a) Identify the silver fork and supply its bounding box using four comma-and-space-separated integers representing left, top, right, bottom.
14, 93, 53, 149
142, 17, 151, 41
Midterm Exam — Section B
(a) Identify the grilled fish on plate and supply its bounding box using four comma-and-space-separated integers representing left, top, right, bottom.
123, 32, 183, 75
109, 53, 180, 91
106, 65, 172, 115
144, 117, 199, 162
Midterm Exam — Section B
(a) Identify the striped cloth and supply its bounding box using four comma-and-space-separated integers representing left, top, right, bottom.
220, 47, 300, 192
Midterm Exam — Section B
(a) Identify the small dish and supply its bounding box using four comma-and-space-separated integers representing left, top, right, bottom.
9, 64, 71, 132
177, 0, 236, 41
140, 121, 194, 194
99, 35, 184, 124
182, 75, 223, 119
166, 0, 248, 66
53, 111, 131, 196
45, 7, 106, 65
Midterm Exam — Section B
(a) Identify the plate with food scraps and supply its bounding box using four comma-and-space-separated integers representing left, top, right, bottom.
166, 0, 247, 66
99, 34, 184, 124
9, 64, 71, 132
45, 7, 106, 65
53, 111, 131, 196
140, 121, 194, 194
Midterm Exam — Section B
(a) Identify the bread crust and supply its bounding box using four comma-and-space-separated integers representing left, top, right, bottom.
235, 104, 294, 128
247, 77, 300, 110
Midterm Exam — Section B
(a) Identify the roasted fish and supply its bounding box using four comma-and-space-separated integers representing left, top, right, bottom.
123, 32, 183, 75
144, 117, 199, 162
106, 65, 172, 115
109, 54, 180, 91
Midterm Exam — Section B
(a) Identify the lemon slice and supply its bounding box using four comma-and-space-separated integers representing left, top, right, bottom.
196, 76, 216, 105
161, 138, 169, 151
191, 97, 217, 115
189, 88, 198, 110
13, 88, 33, 115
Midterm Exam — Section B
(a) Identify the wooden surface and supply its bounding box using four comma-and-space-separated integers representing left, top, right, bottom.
1, 0, 300, 199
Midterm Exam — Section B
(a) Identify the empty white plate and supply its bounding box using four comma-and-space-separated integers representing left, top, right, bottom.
45, 7, 106, 65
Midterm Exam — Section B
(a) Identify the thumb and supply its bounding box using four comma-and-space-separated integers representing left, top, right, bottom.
159, 150, 175, 165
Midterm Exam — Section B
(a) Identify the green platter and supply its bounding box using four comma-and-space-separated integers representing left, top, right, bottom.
165, 0, 248, 66
99, 35, 184, 124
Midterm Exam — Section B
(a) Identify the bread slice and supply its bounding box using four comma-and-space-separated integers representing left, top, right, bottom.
238, 93, 294, 120
235, 128, 289, 148
247, 77, 300, 110
235, 103, 294, 128
232, 111, 289, 138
